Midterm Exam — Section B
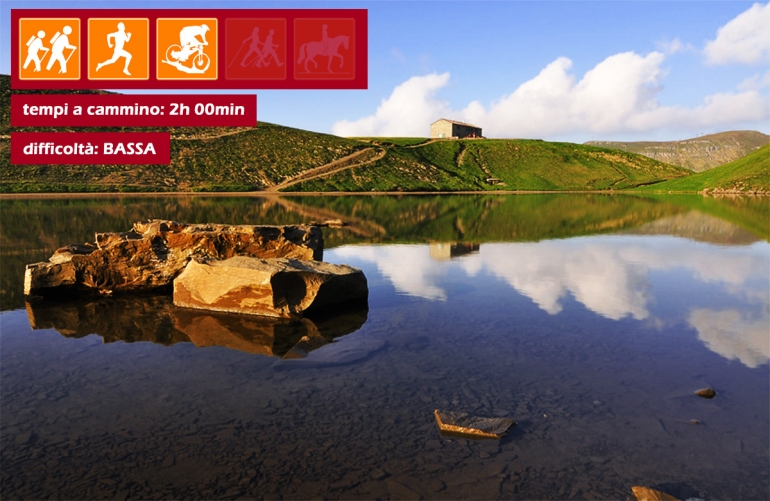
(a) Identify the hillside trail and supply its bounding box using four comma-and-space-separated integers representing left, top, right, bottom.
267, 147, 386, 191
171, 127, 254, 140
405, 138, 441, 148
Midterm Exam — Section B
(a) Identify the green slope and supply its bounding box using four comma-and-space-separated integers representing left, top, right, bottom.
282, 139, 690, 192
638, 144, 770, 194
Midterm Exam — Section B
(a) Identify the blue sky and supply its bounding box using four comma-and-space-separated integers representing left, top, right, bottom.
3, 0, 769, 142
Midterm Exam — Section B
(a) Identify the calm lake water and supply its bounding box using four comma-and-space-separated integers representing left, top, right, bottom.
1, 194, 768, 500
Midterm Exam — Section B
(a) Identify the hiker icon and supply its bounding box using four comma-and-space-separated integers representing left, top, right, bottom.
46, 25, 77, 74
95, 22, 132, 75
296, 23, 349, 73
23, 30, 49, 72
230, 27, 284, 69
163, 24, 211, 73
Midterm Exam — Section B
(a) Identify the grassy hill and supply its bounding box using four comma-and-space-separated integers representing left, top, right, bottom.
0, 74, 713, 193
638, 144, 770, 194
585, 130, 770, 172
283, 139, 689, 192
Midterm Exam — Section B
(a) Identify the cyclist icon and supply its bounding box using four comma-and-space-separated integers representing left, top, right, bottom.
162, 24, 211, 73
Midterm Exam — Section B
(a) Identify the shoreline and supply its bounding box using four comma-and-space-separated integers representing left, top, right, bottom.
0, 189, 764, 199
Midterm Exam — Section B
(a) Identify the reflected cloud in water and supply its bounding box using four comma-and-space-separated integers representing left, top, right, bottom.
333, 236, 769, 368
689, 309, 770, 369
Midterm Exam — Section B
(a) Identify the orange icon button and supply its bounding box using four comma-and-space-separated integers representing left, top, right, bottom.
88, 18, 149, 81
19, 18, 81, 80
157, 18, 218, 80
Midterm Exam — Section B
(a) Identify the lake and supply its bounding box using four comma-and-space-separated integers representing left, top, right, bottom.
1, 193, 768, 500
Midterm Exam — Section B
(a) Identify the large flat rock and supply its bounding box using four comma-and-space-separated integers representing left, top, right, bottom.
174, 256, 368, 318
24, 220, 323, 296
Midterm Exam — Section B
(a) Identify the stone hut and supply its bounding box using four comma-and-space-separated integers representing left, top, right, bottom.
430, 119, 483, 139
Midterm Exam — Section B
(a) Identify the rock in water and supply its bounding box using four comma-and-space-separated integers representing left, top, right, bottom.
631, 486, 681, 501
433, 410, 515, 439
173, 256, 368, 318
24, 220, 323, 296
695, 387, 717, 399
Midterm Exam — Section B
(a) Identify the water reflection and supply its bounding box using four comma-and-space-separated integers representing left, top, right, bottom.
335, 237, 769, 368
689, 309, 769, 369
25, 295, 368, 358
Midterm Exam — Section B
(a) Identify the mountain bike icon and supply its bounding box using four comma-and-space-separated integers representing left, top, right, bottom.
164, 43, 210, 73
161, 24, 211, 74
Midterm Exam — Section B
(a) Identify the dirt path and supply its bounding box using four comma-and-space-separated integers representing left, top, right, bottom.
171, 127, 255, 141
456, 142, 467, 168
405, 138, 441, 148
267, 147, 386, 191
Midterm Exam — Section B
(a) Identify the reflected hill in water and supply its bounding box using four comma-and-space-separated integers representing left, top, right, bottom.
1, 194, 766, 310
620, 211, 760, 245
24, 295, 368, 358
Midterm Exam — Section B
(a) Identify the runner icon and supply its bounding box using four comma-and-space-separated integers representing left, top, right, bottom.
23, 30, 49, 72
95, 22, 132, 75
46, 25, 77, 74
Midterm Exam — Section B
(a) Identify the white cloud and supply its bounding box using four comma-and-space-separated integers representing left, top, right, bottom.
333, 51, 769, 139
704, 2, 770, 65
331, 73, 451, 137
655, 37, 694, 55
738, 70, 770, 91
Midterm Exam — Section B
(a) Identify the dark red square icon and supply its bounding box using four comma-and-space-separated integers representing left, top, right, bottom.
294, 18, 355, 80
225, 18, 286, 80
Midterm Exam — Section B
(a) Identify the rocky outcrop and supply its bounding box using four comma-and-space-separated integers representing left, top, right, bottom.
25, 295, 367, 357
24, 220, 323, 297
173, 256, 368, 318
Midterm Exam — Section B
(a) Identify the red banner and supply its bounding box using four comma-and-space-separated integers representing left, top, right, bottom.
11, 94, 257, 127
11, 132, 170, 165
11, 9, 368, 90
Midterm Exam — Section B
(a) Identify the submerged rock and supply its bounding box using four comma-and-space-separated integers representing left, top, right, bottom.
24, 220, 323, 297
631, 486, 681, 501
695, 387, 717, 399
433, 410, 515, 439
173, 256, 368, 318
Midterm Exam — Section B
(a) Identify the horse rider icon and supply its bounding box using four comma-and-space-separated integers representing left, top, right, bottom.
46, 25, 77, 74
95, 22, 132, 75
296, 24, 349, 73
23, 30, 49, 72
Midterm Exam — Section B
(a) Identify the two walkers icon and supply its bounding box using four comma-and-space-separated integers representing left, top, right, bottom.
23, 26, 77, 74
232, 27, 283, 69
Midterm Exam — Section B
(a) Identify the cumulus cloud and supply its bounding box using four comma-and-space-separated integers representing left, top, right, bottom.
331, 73, 451, 137
333, 51, 769, 139
704, 2, 770, 65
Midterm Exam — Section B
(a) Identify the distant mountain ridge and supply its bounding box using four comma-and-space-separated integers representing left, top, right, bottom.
585, 131, 769, 172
